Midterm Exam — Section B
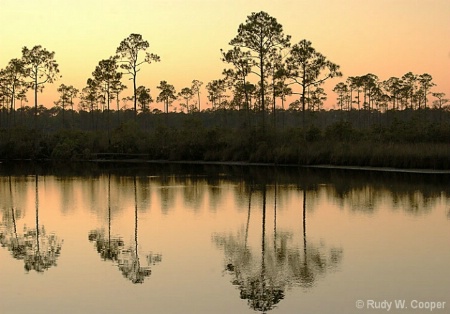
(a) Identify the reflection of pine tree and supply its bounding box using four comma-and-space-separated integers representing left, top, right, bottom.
23, 176, 63, 272
288, 189, 343, 289
0, 177, 27, 260
213, 185, 343, 312
117, 176, 161, 284
1, 175, 63, 273
88, 229, 124, 261
118, 250, 152, 284
0, 214, 26, 260
89, 175, 161, 284
88, 173, 124, 261
214, 185, 285, 312
23, 226, 63, 272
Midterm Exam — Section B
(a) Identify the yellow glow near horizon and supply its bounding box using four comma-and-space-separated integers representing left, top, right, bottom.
1, 0, 449, 110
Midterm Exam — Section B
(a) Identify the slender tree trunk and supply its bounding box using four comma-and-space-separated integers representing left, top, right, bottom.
116, 93, 120, 126
10, 85, 16, 127
71, 98, 74, 128
9, 177, 19, 246
134, 176, 140, 267
301, 64, 307, 127
133, 73, 137, 119
107, 88, 111, 146
62, 99, 65, 126
35, 175, 40, 253
108, 173, 111, 249
34, 76, 38, 128
273, 183, 277, 251
272, 77, 276, 129
349, 89, 353, 111
357, 90, 360, 110
244, 187, 252, 249
303, 188, 306, 252
260, 52, 265, 131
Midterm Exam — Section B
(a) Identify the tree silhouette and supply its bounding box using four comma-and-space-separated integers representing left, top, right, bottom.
417, 73, 435, 109
21, 45, 59, 125
432, 92, 449, 110
346, 76, 362, 110
360, 73, 379, 111
55, 83, 78, 126
178, 87, 194, 113
221, 47, 252, 111
335, 73, 434, 112
401, 72, 418, 109
157, 80, 177, 114
286, 39, 342, 125
191, 79, 203, 111
116, 34, 160, 117
111, 80, 127, 125
92, 56, 122, 113
206, 79, 227, 109
272, 57, 292, 116
228, 11, 291, 129
333, 82, 349, 111
0, 58, 28, 126
79, 78, 102, 129
136, 85, 153, 113
383, 77, 403, 110
308, 87, 327, 112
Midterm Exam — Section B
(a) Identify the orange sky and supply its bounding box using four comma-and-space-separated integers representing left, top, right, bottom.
1, 0, 449, 110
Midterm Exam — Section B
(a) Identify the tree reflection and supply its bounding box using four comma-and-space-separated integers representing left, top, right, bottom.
88, 174, 124, 261
213, 184, 342, 312
88, 175, 161, 284
88, 229, 124, 261
214, 185, 285, 312
0, 176, 27, 260
117, 176, 162, 284
0, 175, 63, 273
288, 189, 342, 288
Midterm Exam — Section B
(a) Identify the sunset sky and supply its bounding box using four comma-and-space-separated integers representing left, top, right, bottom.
1, 0, 449, 110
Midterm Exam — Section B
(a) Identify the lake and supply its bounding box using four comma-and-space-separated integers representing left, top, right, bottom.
1, 163, 449, 314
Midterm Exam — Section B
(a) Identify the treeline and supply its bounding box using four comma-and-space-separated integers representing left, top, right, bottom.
1, 108, 450, 169
1, 11, 448, 125
333, 72, 449, 112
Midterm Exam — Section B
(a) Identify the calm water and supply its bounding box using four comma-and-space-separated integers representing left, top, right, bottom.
1, 163, 449, 314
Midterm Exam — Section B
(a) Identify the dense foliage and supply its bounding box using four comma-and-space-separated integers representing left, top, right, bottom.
1, 108, 450, 169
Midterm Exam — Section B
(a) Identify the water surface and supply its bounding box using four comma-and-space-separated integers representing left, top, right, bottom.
1, 163, 449, 313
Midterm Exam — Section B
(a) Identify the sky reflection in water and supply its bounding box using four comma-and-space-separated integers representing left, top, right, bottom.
0, 164, 449, 314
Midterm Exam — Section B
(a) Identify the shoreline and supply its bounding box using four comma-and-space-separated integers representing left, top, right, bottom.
2, 158, 450, 175
90, 159, 450, 174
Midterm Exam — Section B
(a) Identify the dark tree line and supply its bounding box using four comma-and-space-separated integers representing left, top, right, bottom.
2, 12, 446, 128
333, 72, 447, 112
